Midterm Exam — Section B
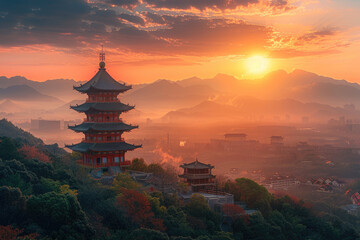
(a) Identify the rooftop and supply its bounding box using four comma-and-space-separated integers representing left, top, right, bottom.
74, 68, 131, 93
66, 141, 141, 153
70, 102, 134, 113
180, 159, 214, 169
68, 122, 138, 133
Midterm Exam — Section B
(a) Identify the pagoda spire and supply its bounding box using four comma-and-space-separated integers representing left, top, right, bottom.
99, 44, 106, 69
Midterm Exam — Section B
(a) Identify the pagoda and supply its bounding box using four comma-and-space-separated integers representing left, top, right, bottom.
179, 159, 216, 192
66, 49, 141, 168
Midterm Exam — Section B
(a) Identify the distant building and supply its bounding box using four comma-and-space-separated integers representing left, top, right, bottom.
262, 173, 299, 190
270, 136, 284, 145
179, 192, 234, 211
302, 116, 309, 124
224, 133, 247, 142
31, 119, 61, 131
179, 159, 216, 192
351, 192, 360, 206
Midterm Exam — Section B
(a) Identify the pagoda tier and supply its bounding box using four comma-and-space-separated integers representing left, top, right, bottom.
74, 68, 131, 93
66, 142, 140, 153
66, 53, 140, 169
69, 122, 137, 133
70, 102, 134, 113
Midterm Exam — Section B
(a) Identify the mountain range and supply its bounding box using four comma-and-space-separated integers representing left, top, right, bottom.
1, 69, 360, 122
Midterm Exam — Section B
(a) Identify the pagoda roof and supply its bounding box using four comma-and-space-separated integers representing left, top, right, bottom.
180, 159, 214, 169
70, 102, 134, 113
68, 122, 138, 133
179, 174, 216, 179
74, 68, 131, 93
66, 141, 141, 153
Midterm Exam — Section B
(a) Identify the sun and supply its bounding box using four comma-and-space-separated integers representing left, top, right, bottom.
246, 55, 269, 75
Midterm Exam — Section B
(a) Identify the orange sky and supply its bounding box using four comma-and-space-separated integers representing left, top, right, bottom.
0, 0, 359, 84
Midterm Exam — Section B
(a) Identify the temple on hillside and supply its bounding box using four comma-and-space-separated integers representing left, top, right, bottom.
179, 159, 216, 192
66, 49, 141, 169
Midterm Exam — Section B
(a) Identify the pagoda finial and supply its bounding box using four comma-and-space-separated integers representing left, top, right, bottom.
99, 44, 105, 69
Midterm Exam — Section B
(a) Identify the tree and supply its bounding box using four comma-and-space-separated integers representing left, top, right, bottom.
0, 137, 20, 160
60, 184, 78, 196
130, 158, 148, 172
0, 225, 38, 240
0, 187, 26, 225
222, 204, 249, 224
27, 191, 90, 235
112, 172, 141, 191
147, 163, 165, 176
225, 178, 272, 215
19, 145, 50, 163
164, 206, 193, 237
128, 228, 169, 240
117, 189, 165, 231
184, 194, 220, 234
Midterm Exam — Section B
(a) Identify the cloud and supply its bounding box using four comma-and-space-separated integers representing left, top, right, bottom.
145, 0, 259, 11
296, 29, 336, 44
118, 13, 145, 26
0, 0, 344, 60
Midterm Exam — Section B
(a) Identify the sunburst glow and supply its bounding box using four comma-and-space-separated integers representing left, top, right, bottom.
246, 56, 269, 75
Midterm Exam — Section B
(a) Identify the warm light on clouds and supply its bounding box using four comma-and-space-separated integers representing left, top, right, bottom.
0, 0, 359, 82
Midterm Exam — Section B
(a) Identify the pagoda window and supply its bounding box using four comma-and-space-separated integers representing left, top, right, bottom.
102, 157, 107, 164
121, 156, 124, 162
107, 136, 111, 141
97, 158, 101, 165
98, 137, 102, 140
106, 116, 110, 121
115, 157, 119, 163
116, 136, 120, 140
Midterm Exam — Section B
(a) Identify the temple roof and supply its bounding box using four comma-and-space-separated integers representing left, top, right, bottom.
74, 68, 131, 93
68, 122, 138, 133
66, 141, 141, 153
180, 159, 214, 169
179, 174, 216, 179
70, 102, 134, 113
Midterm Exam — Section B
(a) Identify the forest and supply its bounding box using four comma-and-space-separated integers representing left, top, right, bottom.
0, 119, 359, 240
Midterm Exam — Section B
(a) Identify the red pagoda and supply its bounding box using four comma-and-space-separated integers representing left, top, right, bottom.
179, 159, 216, 192
66, 50, 140, 168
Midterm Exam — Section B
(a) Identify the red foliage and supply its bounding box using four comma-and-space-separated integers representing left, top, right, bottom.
19, 145, 50, 163
0, 225, 38, 240
116, 188, 165, 231
222, 204, 249, 224
272, 190, 312, 209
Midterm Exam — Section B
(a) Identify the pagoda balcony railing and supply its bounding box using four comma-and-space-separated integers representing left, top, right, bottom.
82, 138, 125, 143
83, 118, 123, 123
180, 173, 213, 177
86, 98, 120, 103
77, 160, 131, 168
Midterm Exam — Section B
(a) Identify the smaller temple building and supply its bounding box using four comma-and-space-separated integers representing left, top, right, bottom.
179, 159, 215, 192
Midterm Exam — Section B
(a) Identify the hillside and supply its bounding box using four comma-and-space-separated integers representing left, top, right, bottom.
0, 85, 63, 103
0, 76, 81, 101
162, 97, 359, 123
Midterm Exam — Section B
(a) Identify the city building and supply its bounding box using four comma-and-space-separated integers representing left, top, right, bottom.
351, 192, 360, 206
179, 159, 216, 192
66, 50, 140, 168
31, 119, 61, 132
224, 133, 247, 142
270, 136, 284, 145
262, 173, 299, 190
